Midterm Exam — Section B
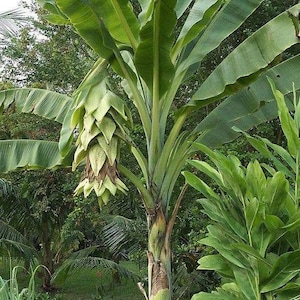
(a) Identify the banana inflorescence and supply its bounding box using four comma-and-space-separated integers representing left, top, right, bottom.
71, 69, 130, 207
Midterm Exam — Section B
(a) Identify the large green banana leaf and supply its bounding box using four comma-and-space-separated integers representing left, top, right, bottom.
0, 140, 73, 172
0, 88, 73, 123
191, 4, 300, 104
196, 54, 300, 148
134, 0, 176, 98
1, 1, 299, 179
179, 0, 264, 75
0, 88, 74, 171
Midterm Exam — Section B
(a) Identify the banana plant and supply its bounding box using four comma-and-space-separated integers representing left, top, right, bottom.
1, 1, 300, 299
184, 82, 300, 299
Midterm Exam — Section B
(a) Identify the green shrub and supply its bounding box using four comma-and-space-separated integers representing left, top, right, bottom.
184, 80, 300, 300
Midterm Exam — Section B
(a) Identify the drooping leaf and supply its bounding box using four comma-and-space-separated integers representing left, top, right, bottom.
181, 0, 263, 72
0, 88, 76, 159
0, 88, 72, 124
192, 4, 300, 104
195, 55, 300, 148
55, 0, 113, 59
0, 140, 73, 172
172, 0, 222, 60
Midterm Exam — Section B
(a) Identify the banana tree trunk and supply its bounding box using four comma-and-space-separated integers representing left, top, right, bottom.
147, 205, 172, 300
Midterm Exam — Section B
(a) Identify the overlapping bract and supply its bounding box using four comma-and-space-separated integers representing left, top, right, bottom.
71, 60, 131, 207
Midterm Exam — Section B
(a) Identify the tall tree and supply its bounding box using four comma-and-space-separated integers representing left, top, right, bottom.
0, 1, 94, 91
0, 1, 300, 299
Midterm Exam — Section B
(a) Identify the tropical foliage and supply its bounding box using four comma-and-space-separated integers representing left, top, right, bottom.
0, 1, 94, 91
0, 264, 48, 300
0, 1, 300, 299
184, 81, 300, 299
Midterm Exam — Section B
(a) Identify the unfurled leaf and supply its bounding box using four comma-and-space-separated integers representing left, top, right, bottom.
192, 283, 243, 300
232, 266, 259, 300
183, 171, 218, 200
198, 254, 233, 278
268, 78, 299, 157
264, 172, 289, 215
261, 250, 300, 292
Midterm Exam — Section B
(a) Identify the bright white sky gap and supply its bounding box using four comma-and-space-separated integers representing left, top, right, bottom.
0, 0, 29, 13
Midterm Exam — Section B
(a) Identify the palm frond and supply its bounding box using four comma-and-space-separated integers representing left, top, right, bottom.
0, 238, 35, 260
53, 246, 140, 283
103, 215, 144, 255
0, 9, 27, 38
0, 179, 16, 199
0, 219, 35, 259
0, 220, 28, 244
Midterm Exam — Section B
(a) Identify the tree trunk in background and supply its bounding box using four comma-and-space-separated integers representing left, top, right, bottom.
41, 214, 55, 291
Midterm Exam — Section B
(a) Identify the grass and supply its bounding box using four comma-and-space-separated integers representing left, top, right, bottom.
53, 265, 145, 300
0, 259, 145, 300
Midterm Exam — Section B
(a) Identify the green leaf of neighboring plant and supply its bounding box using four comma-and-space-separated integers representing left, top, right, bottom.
183, 170, 219, 200
245, 196, 263, 234
192, 283, 244, 300
232, 266, 259, 300
245, 160, 266, 200
201, 226, 247, 269
198, 254, 234, 278
261, 250, 300, 292
260, 137, 296, 171
232, 243, 271, 269
264, 172, 289, 215
268, 77, 300, 157
236, 130, 295, 179
188, 160, 223, 186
